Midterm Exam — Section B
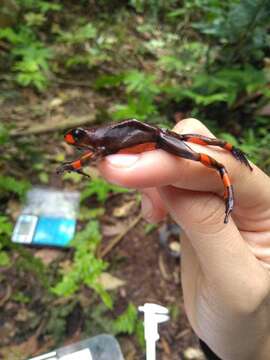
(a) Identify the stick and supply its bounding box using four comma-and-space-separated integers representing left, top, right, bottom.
10, 114, 96, 137
100, 214, 142, 258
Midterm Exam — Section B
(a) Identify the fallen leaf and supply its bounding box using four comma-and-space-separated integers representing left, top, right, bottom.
34, 249, 62, 265
49, 98, 63, 109
256, 103, 270, 116
102, 222, 126, 237
15, 308, 34, 322
97, 272, 125, 290
0, 331, 39, 359
161, 337, 171, 355
113, 200, 136, 218
59, 259, 73, 273
0, 321, 16, 342
7, 199, 21, 221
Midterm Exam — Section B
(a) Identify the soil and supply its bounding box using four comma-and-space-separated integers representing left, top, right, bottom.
0, 85, 205, 360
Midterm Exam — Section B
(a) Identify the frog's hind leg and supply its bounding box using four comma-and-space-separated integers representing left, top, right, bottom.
197, 153, 234, 224
179, 134, 253, 171
159, 131, 234, 223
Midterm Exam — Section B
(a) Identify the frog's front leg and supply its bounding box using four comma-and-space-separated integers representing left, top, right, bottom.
56, 149, 104, 178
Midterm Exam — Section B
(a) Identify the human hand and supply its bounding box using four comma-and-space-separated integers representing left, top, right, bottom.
99, 118, 270, 359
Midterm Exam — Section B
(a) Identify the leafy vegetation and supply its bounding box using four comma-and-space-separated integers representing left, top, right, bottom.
52, 220, 112, 308
81, 177, 131, 203
0, 0, 269, 357
0, 216, 12, 266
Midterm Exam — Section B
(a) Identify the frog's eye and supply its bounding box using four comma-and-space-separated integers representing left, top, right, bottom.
74, 129, 81, 137
72, 128, 85, 141
64, 128, 85, 144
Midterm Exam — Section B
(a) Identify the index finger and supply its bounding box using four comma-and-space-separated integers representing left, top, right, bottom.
99, 119, 270, 225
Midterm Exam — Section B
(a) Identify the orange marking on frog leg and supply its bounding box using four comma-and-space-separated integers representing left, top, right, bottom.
199, 153, 212, 166
224, 143, 233, 151
118, 142, 157, 154
81, 151, 94, 161
72, 160, 82, 169
222, 173, 231, 188
187, 137, 207, 146
197, 153, 234, 223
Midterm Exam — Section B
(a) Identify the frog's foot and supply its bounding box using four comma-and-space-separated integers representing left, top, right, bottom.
56, 162, 91, 178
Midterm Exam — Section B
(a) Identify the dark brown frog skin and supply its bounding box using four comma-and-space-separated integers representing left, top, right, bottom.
57, 119, 253, 223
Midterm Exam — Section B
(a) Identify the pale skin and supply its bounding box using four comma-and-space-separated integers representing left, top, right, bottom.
99, 118, 270, 360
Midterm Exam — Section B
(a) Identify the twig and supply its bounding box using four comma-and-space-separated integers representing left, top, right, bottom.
100, 214, 142, 258
10, 114, 96, 137
0, 284, 12, 307
55, 77, 93, 87
175, 328, 191, 340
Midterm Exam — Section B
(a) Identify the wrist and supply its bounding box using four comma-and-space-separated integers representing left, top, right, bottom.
194, 282, 270, 360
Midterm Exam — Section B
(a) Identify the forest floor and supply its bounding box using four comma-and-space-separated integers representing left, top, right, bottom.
0, 84, 205, 360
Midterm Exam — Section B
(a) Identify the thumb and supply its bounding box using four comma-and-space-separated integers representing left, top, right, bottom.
158, 186, 269, 305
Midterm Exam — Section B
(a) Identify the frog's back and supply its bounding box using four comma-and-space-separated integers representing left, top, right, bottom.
96, 120, 158, 151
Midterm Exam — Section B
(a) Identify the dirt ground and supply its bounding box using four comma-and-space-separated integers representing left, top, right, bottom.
0, 86, 206, 360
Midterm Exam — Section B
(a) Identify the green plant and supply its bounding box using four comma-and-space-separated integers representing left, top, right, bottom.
57, 23, 97, 45
0, 175, 30, 200
0, 0, 61, 90
0, 123, 10, 145
55, 21, 113, 69
113, 302, 138, 334
167, 0, 270, 66
16, 0, 62, 13
194, 0, 270, 65
0, 216, 12, 266
46, 300, 78, 343
0, 26, 53, 90
96, 70, 161, 120
81, 177, 130, 203
220, 123, 270, 172
113, 303, 145, 349
52, 221, 112, 308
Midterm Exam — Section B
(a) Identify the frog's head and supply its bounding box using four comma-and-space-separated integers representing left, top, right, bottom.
64, 128, 89, 147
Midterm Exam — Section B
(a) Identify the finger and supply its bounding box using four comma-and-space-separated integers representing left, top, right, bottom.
99, 118, 270, 227
158, 185, 270, 310
180, 232, 201, 330
141, 188, 167, 223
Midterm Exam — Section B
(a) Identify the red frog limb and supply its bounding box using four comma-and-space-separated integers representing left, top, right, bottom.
57, 119, 253, 223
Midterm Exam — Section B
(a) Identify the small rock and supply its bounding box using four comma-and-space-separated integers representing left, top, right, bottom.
184, 347, 205, 360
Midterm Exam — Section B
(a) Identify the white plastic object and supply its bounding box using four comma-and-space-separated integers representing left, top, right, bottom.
138, 303, 170, 360
29, 334, 124, 360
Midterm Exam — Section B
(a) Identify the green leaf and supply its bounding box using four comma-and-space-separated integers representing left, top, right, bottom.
144, 223, 157, 235
0, 216, 12, 236
95, 74, 124, 89
81, 178, 130, 203
0, 124, 10, 145
0, 251, 10, 266
0, 176, 30, 200
113, 303, 137, 335
124, 70, 159, 95
52, 221, 111, 307
57, 23, 97, 44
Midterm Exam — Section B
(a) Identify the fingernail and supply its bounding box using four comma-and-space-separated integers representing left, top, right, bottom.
141, 194, 153, 220
106, 154, 140, 168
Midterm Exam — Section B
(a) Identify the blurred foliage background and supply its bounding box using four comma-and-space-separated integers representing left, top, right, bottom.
0, 0, 269, 358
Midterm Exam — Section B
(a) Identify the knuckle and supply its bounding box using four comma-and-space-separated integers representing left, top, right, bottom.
173, 118, 213, 137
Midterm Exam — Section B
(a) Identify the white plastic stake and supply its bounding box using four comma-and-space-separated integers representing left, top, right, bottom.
138, 303, 169, 360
